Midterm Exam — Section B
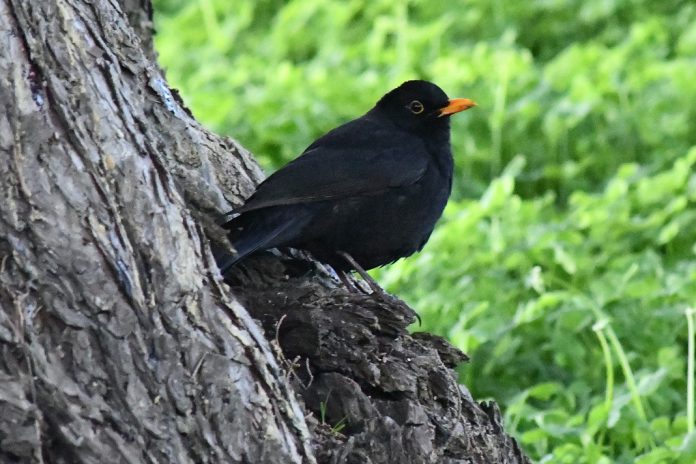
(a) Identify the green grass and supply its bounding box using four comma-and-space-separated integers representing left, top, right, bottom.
379, 152, 696, 462
153, 1, 696, 461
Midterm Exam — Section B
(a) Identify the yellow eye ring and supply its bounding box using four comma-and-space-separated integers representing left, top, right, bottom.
408, 100, 424, 114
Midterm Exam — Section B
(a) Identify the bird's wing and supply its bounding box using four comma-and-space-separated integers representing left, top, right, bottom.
237, 119, 429, 213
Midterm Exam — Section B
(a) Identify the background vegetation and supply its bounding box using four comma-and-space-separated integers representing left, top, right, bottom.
153, 1, 696, 462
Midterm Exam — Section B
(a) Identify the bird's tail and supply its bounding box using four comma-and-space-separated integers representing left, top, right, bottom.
215, 207, 308, 275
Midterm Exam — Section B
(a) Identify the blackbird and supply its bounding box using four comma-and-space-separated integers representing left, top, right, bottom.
218, 80, 474, 284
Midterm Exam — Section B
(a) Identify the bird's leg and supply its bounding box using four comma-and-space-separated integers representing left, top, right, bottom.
338, 251, 421, 325
336, 268, 360, 293
337, 251, 422, 326
337, 251, 385, 295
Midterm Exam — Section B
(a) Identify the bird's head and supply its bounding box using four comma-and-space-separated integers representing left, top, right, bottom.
374, 80, 475, 133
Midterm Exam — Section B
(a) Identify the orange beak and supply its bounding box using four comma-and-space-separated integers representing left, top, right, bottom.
438, 98, 476, 117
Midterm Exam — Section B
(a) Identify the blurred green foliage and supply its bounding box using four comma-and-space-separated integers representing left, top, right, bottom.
153, 0, 696, 462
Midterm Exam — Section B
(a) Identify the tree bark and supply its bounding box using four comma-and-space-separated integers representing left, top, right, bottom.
0, 1, 530, 463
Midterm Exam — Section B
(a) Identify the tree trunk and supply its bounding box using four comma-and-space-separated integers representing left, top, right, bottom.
0, 1, 530, 463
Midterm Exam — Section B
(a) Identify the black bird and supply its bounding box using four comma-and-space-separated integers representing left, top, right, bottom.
219, 80, 474, 286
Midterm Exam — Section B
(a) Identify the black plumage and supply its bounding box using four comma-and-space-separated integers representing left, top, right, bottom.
218, 80, 474, 276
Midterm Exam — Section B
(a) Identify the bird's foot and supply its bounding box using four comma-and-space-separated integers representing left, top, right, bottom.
337, 251, 421, 326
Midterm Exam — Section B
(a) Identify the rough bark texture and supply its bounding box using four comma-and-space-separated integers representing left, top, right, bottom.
0, 1, 308, 463
227, 257, 529, 464
0, 0, 530, 463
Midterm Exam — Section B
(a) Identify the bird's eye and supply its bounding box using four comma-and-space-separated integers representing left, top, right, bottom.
408, 100, 424, 114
